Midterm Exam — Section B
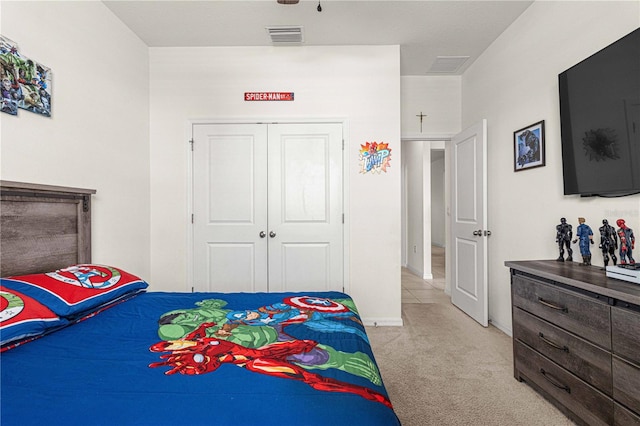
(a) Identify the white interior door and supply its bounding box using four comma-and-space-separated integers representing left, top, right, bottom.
192, 123, 268, 292
192, 122, 343, 293
267, 123, 344, 292
450, 120, 488, 327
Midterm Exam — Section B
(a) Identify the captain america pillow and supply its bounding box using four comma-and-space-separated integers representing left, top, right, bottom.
1, 264, 148, 318
0, 286, 68, 346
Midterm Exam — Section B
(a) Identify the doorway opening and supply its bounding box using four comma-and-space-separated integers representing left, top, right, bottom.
401, 139, 448, 303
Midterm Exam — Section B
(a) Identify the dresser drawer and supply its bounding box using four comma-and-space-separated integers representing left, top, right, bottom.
513, 307, 612, 395
612, 306, 640, 366
613, 356, 640, 415
515, 341, 613, 425
615, 403, 640, 426
512, 274, 611, 349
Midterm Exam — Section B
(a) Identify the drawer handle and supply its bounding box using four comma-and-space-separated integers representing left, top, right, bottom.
537, 297, 568, 313
539, 368, 571, 393
538, 332, 569, 352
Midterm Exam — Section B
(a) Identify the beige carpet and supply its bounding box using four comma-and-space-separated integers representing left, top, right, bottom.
366, 302, 576, 425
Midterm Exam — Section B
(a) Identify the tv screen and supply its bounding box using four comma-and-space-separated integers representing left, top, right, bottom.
559, 28, 640, 197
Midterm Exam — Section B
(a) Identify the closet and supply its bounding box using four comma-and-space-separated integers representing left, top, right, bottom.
192, 122, 344, 293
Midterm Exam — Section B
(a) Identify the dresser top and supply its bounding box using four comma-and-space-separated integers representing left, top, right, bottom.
505, 260, 640, 307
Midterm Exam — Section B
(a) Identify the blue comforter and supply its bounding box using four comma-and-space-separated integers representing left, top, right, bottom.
1, 291, 400, 426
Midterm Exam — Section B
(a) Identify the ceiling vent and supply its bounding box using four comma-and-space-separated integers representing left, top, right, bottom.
266, 26, 304, 44
427, 56, 470, 74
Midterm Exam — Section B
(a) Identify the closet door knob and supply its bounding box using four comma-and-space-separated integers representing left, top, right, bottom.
259, 231, 266, 238
269, 231, 276, 238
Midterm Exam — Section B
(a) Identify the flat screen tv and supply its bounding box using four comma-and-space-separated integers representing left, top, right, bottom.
559, 28, 640, 197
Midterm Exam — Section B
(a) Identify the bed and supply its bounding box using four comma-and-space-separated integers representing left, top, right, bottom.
0, 181, 400, 426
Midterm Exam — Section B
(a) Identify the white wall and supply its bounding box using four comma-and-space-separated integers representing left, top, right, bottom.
462, 1, 640, 333
148, 46, 402, 324
400, 76, 460, 277
401, 76, 461, 137
0, 1, 151, 279
403, 140, 426, 276
431, 151, 446, 247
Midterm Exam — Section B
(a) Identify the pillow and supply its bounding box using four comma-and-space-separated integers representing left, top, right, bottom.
1, 264, 148, 318
0, 286, 68, 346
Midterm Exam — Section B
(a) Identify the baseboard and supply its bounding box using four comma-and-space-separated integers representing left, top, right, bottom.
489, 317, 512, 337
362, 317, 404, 327
405, 264, 433, 280
405, 264, 422, 278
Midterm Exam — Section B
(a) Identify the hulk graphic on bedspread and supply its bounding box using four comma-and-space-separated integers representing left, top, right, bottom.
154, 297, 382, 386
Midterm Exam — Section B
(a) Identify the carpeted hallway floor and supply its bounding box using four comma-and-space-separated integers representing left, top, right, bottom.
366, 247, 575, 425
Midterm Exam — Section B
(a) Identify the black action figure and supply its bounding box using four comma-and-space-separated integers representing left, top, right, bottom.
556, 217, 573, 262
599, 219, 618, 266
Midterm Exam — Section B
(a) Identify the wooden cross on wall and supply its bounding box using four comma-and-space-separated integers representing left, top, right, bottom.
416, 111, 427, 133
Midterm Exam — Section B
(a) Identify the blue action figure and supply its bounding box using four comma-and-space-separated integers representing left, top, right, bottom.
556, 218, 573, 262
573, 217, 594, 265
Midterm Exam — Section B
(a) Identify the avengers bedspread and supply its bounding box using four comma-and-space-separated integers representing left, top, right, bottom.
1, 291, 400, 426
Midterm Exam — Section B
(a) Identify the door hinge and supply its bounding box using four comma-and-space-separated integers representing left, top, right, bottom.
342, 213, 344, 224
191, 214, 194, 224
189, 139, 194, 151
342, 139, 345, 150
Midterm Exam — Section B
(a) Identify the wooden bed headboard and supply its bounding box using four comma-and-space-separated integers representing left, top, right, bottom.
0, 181, 96, 277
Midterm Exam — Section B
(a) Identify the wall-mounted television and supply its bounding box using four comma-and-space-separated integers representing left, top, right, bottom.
559, 28, 640, 197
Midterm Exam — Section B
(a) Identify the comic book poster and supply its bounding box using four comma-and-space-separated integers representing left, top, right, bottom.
0, 35, 20, 115
18, 60, 51, 116
359, 141, 392, 174
0, 34, 52, 117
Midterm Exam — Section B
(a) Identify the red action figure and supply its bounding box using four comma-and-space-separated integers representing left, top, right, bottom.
616, 219, 635, 265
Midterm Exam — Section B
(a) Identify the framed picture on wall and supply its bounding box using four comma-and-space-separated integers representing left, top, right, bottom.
0, 34, 52, 117
15, 58, 51, 117
514, 120, 545, 171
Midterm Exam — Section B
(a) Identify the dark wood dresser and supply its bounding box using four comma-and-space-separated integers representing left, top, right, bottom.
505, 260, 640, 426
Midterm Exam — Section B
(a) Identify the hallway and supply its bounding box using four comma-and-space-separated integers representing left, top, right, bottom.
401, 246, 449, 304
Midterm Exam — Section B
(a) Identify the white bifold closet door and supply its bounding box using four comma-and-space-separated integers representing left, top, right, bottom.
192, 122, 343, 293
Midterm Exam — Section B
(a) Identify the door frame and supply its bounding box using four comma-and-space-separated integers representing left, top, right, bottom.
186, 117, 350, 294
401, 134, 454, 296
402, 126, 489, 324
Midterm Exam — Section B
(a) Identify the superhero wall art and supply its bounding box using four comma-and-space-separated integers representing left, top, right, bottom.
0, 35, 52, 117
359, 141, 392, 174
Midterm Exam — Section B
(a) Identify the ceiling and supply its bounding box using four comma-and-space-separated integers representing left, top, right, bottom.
103, 0, 533, 76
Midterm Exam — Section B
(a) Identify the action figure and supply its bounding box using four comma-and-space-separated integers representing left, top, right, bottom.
599, 219, 618, 266
572, 217, 594, 265
556, 217, 573, 262
616, 219, 635, 265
